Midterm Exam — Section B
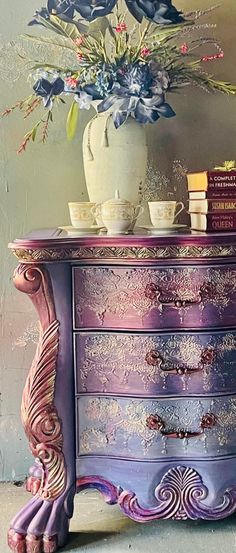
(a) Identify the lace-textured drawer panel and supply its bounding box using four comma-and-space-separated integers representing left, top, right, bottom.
77, 395, 236, 460
73, 265, 236, 330
74, 331, 236, 396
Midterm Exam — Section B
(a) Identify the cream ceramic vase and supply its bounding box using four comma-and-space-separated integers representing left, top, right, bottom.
82, 106, 148, 205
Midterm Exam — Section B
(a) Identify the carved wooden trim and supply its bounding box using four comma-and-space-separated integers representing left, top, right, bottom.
11, 243, 236, 262
77, 466, 236, 521
13, 264, 66, 501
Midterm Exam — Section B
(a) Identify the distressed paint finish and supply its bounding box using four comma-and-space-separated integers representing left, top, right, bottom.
77, 395, 236, 459
73, 265, 236, 330
7, 229, 236, 551
76, 456, 236, 509
2, 0, 236, 482
75, 331, 236, 395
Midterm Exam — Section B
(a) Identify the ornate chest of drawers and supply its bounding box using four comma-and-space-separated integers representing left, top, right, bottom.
8, 230, 236, 553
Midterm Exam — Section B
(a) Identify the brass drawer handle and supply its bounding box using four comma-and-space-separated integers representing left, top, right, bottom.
145, 347, 215, 375
146, 413, 217, 439
144, 282, 214, 308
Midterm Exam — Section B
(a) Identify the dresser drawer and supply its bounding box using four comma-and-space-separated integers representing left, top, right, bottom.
73, 265, 236, 330
74, 331, 236, 396
77, 395, 236, 460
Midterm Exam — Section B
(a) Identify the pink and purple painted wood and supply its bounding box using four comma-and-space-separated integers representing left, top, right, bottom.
7, 229, 236, 552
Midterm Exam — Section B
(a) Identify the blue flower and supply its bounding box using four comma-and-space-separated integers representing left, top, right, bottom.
83, 83, 105, 100
39, 0, 117, 22
30, 0, 183, 25
28, 2, 75, 26
125, 0, 184, 24
73, 0, 117, 21
29, 7, 51, 25
118, 64, 153, 97
33, 77, 65, 108
29, 0, 85, 26
47, 0, 76, 18
96, 63, 175, 127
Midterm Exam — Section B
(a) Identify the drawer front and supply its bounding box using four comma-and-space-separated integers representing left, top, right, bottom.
75, 331, 236, 396
73, 265, 236, 330
77, 396, 236, 459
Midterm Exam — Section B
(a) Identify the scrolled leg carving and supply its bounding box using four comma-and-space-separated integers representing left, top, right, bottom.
8, 264, 74, 553
13, 264, 65, 502
26, 460, 44, 496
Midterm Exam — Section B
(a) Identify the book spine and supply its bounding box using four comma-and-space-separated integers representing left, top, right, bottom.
204, 190, 236, 199
208, 200, 236, 211
207, 171, 236, 194
206, 213, 236, 231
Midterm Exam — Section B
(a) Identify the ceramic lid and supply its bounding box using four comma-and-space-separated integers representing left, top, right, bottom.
103, 190, 132, 206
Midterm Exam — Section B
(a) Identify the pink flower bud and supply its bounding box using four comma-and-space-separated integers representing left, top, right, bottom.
180, 43, 189, 55
66, 77, 79, 89
140, 46, 151, 57
115, 22, 127, 33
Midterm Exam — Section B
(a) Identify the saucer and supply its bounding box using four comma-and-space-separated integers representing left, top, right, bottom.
59, 225, 103, 236
141, 224, 188, 235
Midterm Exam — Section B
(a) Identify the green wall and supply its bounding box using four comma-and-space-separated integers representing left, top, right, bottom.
0, 0, 236, 480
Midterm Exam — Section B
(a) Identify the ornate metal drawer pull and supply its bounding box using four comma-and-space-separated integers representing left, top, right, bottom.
146, 412, 217, 439
145, 347, 215, 375
144, 282, 214, 308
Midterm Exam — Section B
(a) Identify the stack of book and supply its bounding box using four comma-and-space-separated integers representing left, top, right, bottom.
187, 170, 236, 231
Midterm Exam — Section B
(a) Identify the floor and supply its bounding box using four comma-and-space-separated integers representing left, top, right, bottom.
1, 483, 236, 553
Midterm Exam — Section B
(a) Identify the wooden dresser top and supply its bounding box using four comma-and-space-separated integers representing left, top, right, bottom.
9, 228, 236, 263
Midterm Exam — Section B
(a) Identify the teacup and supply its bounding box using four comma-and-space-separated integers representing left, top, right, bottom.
68, 202, 96, 228
148, 201, 185, 229
92, 199, 144, 234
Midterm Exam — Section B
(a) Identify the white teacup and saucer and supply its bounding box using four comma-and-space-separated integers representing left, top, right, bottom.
142, 200, 186, 234
59, 202, 103, 235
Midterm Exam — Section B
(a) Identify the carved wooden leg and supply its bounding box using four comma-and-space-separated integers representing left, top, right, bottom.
8, 265, 75, 553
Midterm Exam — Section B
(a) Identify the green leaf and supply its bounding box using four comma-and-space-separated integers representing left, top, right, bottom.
31, 62, 76, 73
22, 33, 77, 52
66, 100, 79, 141
31, 127, 37, 142
36, 13, 87, 36
89, 16, 110, 38
50, 15, 84, 41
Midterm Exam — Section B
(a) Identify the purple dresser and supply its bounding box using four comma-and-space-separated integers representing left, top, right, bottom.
7, 229, 236, 553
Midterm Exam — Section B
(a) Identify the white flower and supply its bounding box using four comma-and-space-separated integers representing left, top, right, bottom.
75, 91, 93, 110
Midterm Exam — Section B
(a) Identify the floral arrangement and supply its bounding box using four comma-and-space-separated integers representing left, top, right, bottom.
1, 0, 236, 152
214, 161, 236, 172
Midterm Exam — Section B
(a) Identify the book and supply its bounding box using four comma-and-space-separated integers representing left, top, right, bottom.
190, 212, 236, 232
187, 171, 236, 197
189, 190, 236, 199
188, 199, 236, 214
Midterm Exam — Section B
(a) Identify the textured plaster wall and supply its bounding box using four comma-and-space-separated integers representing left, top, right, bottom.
0, 0, 236, 481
